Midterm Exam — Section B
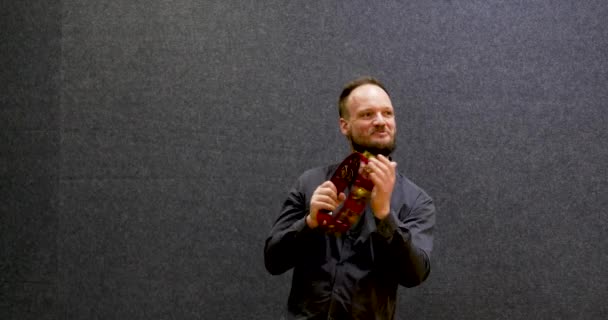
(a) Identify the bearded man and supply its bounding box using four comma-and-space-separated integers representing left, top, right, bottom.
264, 77, 436, 320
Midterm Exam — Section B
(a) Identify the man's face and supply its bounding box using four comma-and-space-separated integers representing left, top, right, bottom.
340, 84, 397, 156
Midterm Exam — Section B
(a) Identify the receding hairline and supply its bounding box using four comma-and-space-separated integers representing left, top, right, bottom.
338, 77, 390, 118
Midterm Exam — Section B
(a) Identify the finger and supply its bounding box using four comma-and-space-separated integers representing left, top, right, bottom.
376, 154, 391, 165
368, 162, 396, 186
313, 194, 341, 206
316, 186, 340, 200
370, 157, 388, 168
312, 198, 338, 212
314, 204, 337, 214
375, 157, 397, 174
368, 158, 390, 176
376, 155, 397, 171
319, 180, 338, 194
377, 155, 397, 167
368, 171, 386, 187
358, 162, 368, 174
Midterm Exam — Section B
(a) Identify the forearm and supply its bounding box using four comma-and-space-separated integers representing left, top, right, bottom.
376, 213, 431, 286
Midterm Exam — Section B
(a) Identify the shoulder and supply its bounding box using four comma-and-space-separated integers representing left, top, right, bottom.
299, 164, 336, 181
391, 173, 436, 228
290, 163, 338, 197
296, 163, 337, 186
395, 172, 434, 206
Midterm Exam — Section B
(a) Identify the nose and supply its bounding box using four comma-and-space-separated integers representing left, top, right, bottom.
372, 112, 386, 126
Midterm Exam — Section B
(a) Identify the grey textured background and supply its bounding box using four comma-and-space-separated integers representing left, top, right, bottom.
2, 1, 607, 319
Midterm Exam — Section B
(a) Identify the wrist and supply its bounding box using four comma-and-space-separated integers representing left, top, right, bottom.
374, 208, 391, 220
372, 200, 391, 219
306, 214, 318, 229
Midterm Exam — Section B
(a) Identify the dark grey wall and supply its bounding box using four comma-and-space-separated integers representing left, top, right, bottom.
1, 1, 62, 319
2, 1, 607, 319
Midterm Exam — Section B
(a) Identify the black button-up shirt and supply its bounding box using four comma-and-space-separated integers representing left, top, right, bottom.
264, 162, 436, 319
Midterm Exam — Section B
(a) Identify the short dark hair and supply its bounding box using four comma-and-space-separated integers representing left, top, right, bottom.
338, 76, 390, 118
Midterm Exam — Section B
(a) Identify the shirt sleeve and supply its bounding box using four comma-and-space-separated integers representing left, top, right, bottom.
263, 176, 315, 275
374, 190, 436, 287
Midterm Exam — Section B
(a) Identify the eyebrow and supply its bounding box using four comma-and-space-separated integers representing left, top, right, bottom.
357, 106, 392, 113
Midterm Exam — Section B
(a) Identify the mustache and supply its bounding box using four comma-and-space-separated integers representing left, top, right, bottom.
371, 128, 390, 134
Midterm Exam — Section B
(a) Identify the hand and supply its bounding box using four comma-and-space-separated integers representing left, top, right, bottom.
364, 155, 397, 219
307, 181, 346, 228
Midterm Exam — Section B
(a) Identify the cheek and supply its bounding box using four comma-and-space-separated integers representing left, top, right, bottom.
352, 124, 372, 136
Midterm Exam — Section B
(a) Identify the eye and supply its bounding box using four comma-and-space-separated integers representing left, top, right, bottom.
383, 110, 394, 117
360, 111, 374, 119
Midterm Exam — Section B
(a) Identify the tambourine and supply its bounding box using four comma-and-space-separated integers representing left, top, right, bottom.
316, 151, 375, 234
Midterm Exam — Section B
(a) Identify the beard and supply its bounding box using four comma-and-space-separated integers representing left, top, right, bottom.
348, 132, 396, 157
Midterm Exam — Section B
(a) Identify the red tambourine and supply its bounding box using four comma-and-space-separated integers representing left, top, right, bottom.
316, 152, 375, 234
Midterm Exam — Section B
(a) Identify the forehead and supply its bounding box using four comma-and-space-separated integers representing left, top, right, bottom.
346, 84, 393, 112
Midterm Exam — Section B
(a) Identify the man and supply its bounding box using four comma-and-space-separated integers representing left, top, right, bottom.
264, 77, 436, 319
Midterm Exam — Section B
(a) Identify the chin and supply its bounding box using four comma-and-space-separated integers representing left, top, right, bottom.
352, 142, 395, 157
349, 134, 396, 157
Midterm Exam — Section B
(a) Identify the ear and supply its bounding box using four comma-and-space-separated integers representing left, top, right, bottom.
339, 117, 349, 136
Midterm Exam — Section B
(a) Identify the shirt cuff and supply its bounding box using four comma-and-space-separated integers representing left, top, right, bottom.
292, 216, 313, 237
375, 211, 399, 241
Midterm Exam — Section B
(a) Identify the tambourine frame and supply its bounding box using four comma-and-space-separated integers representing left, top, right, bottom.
317, 151, 374, 234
